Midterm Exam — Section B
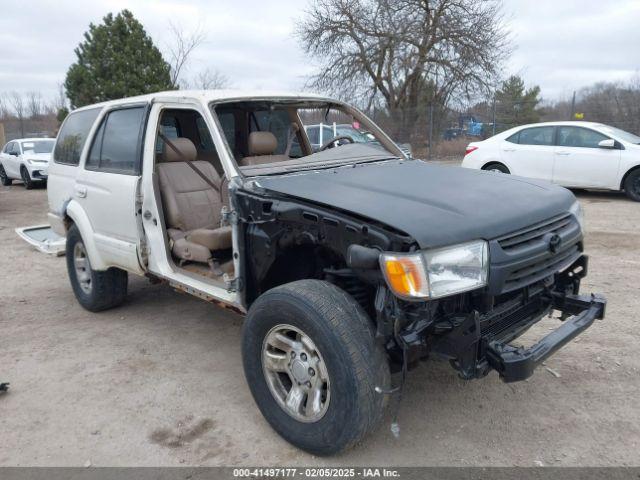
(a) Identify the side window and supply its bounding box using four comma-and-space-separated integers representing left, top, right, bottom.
217, 112, 237, 158
4, 142, 14, 154
155, 115, 180, 153
54, 108, 101, 165
12, 142, 21, 155
323, 126, 336, 144
306, 126, 319, 145
86, 107, 146, 174
506, 132, 519, 144
517, 127, 554, 146
557, 127, 608, 148
195, 117, 215, 152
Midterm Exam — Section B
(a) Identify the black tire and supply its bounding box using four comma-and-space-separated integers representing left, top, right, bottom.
20, 166, 34, 189
482, 162, 510, 174
242, 279, 390, 456
66, 224, 128, 312
623, 169, 640, 202
0, 164, 11, 186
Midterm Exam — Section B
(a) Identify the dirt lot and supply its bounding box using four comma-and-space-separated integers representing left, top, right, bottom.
1, 173, 639, 467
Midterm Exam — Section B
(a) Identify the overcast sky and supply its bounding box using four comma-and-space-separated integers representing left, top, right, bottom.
0, 0, 638, 104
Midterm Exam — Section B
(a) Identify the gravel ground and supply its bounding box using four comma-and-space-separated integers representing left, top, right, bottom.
0, 172, 639, 467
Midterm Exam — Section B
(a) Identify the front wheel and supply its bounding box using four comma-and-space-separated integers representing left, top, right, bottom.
242, 280, 389, 455
624, 169, 640, 202
0, 164, 11, 186
66, 224, 128, 312
482, 162, 510, 174
20, 166, 34, 189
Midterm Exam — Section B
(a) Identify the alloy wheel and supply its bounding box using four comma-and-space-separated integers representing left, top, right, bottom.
262, 324, 330, 423
73, 242, 93, 294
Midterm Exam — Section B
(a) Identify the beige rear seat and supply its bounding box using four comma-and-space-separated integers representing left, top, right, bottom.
240, 131, 290, 166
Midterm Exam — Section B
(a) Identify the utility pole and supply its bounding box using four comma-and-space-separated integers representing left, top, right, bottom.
491, 95, 497, 136
428, 103, 434, 161
570, 91, 576, 120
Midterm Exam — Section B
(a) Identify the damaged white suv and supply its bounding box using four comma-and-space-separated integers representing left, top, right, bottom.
47, 90, 605, 455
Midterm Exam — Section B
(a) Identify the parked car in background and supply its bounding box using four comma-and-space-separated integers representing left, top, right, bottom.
462, 121, 640, 201
305, 123, 412, 157
0, 138, 55, 188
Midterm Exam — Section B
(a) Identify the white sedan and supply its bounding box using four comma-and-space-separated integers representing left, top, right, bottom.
461, 121, 640, 201
0, 138, 55, 189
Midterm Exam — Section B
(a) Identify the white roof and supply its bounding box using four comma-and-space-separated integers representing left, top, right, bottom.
14, 137, 55, 143
73, 89, 339, 112
508, 121, 606, 129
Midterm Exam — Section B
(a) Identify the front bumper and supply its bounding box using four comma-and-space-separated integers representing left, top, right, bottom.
423, 255, 606, 382
486, 293, 606, 382
26, 164, 48, 179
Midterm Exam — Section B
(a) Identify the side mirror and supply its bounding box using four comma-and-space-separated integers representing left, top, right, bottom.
598, 139, 616, 149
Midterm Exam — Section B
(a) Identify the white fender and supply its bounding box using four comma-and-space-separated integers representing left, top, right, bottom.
65, 200, 109, 271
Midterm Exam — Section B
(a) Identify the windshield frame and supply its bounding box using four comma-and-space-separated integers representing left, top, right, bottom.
208, 97, 407, 179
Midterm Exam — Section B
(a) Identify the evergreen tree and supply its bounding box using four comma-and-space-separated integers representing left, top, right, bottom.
65, 10, 173, 108
495, 75, 542, 130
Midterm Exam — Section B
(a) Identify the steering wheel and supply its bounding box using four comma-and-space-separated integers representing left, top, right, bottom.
320, 135, 355, 151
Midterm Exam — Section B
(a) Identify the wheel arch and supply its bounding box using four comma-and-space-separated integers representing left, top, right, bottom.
482, 160, 508, 170
249, 243, 346, 305
65, 200, 108, 270
620, 165, 640, 190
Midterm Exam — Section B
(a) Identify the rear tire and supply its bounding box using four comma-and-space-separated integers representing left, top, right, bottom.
20, 166, 34, 189
66, 224, 128, 312
623, 169, 640, 202
0, 165, 11, 186
242, 280, 389, 455
482, 162, 510, 174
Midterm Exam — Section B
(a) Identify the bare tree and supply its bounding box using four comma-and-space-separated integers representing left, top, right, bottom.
53, 83, 68, 112
541, 77, 640, 134
26, 91, 45, 118
166, 22, 207, 88
296, 0, 510, 142
0, 94, 9, 120
190, 68, 230, 89
9, 91, 26, 137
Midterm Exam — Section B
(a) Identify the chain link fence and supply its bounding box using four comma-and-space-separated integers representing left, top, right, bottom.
364, 95, 640, 161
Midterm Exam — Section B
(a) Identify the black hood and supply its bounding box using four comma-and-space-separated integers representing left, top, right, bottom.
255, 160, 576, 248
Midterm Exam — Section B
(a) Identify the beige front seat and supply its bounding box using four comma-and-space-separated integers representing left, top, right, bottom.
240, 131, 290, 166
156, 137, 232, 267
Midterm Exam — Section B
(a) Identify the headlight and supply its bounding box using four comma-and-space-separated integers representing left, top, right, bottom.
569, 200, 584, 231
380, 240, 489, 300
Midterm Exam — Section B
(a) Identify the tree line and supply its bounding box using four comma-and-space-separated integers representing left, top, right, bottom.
0, 9, 228, 141
2, 2, 638, 148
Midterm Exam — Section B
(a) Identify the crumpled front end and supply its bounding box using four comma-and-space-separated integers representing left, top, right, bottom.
374, 213, 606, 382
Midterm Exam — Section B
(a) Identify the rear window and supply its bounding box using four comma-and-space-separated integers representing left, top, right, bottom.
53, 108, 101, 165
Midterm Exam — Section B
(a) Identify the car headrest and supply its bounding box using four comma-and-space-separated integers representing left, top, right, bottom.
248, 132, 277, 156
161, 137, 197, 163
